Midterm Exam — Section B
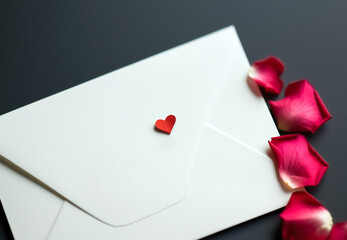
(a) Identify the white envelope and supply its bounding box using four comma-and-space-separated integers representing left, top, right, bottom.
0, 26, 291, 240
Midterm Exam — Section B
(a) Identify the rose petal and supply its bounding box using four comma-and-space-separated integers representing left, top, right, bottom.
280, 191, 333, 240
248, 56, 284, 95
269, 134, 329, 189
328, 222, 347, 240
269, 80, 331, 133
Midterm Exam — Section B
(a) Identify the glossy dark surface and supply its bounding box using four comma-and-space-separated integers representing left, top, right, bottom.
1, 1, 347, 239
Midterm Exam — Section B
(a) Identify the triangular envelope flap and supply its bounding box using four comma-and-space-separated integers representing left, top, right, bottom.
0, 27, 238, 226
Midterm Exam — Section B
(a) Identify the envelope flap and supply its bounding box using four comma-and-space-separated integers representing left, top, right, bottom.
0, 27, 238, 226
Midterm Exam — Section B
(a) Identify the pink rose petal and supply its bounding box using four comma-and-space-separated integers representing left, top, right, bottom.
328, 222, 347, 240
269, 134, 329, 189
269, 80, 331, 133
280, 191, 333, 240
248, 56, 284, 95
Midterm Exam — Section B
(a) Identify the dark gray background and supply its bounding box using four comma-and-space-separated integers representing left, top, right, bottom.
1, 0, 346, 239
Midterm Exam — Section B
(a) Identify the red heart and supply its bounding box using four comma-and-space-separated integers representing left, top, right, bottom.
155, 115, 176, 134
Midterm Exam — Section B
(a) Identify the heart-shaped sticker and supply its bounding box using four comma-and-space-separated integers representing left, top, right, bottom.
155, 115, 176, 134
